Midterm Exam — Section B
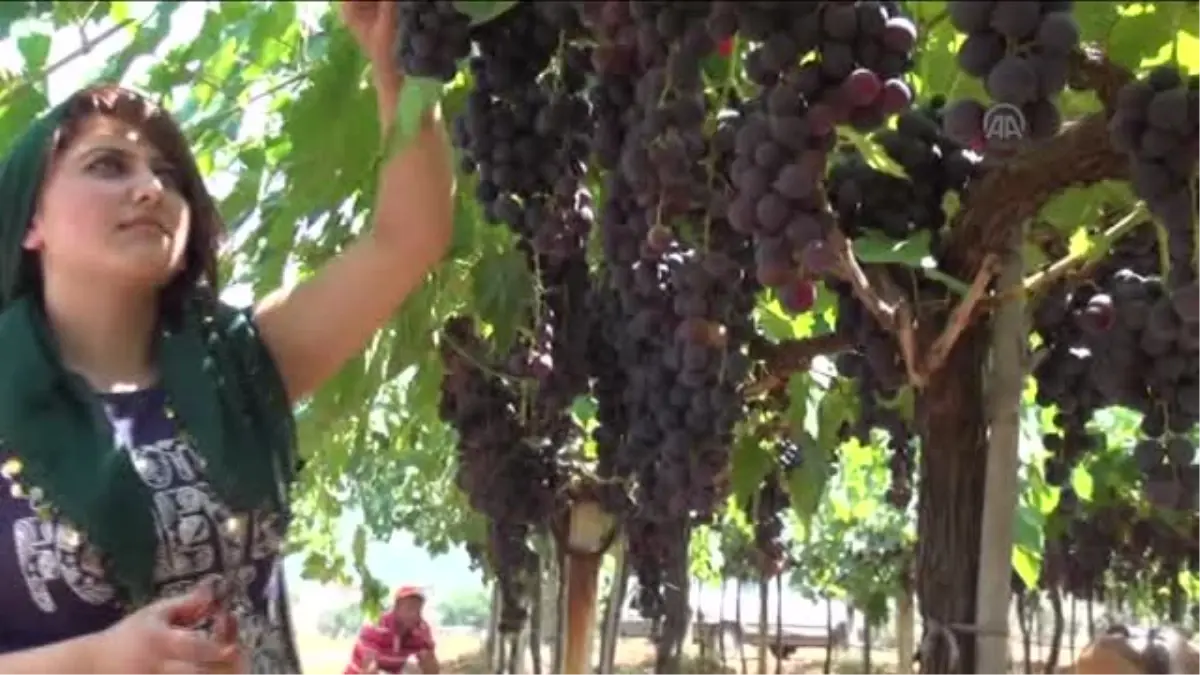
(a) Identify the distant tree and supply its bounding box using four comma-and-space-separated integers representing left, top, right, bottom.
318, 601, 366, 639
435, 588, 491, 629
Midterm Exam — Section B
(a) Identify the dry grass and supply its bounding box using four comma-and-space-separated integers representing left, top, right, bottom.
297, 631, 1077, 674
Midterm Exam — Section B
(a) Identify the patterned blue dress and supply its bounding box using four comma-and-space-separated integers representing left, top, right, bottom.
0, 387, 296, 672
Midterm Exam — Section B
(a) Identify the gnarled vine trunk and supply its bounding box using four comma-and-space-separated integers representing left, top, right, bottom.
916, 323, 989, 674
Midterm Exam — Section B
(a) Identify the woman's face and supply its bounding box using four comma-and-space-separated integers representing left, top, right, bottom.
23, 113, 190, 290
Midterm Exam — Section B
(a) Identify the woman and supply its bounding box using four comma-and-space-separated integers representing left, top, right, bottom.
0, 0, 452, 671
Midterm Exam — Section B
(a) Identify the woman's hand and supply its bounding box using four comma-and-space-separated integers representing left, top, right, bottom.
90, 583, 244, 674
338, 1, 401, 89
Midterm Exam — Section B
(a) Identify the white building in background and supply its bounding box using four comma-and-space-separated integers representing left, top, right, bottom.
616, 582, 856, 649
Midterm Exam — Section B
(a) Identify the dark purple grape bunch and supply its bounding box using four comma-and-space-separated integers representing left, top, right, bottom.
1109, 66, 1200, 293
941, 1, 1081, 150
393, 0, 473, 82
817, 1, 920, 131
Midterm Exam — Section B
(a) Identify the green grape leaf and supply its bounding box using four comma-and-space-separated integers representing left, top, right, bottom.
853, 230, 971, 295
783, 372, 812, 441
853, 230, 933, 267
16, 33, 50, 73
453, 0, 518, 26
729, 432, 774, 503
470, 239, 533, 355
1011, 505, 1044, 590
388, 76, 445, 155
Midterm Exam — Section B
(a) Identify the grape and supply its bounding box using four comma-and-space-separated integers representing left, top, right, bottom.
943, 1, 1079, 151
948, 1, 994, 33
1077, 293, 1116, 334
780, 278, 816, 315
1171, 280, 1199, 323
1036, 11, 1080, 53
831, 100, 982, 242
942, 98, 987, 147
393, 0, 473, 82
989, 2, 1042, 42
986, 55, 1039, 106
957, 32, 1005, 78
844, 68, 883, 107
486, 521, 538, 632
801, 239, 837, 276
883, 17, 918, 53
778, 439, 804, 473
453, 5, 586, 254
402, 0, 1198, 644
880, 79, 914, 115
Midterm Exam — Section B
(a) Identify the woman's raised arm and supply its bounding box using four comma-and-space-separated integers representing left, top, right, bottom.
253, 1, 454, 404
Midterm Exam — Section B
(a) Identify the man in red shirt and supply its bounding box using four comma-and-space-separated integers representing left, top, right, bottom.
345, 586, 440, 674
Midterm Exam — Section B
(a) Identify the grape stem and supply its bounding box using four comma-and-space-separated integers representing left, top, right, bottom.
1017, 203, 1151, 301
919, 253, 1001, 385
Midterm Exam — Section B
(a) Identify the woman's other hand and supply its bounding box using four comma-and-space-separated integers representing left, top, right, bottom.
91, 583, 244, 674
338, 1, 401, 88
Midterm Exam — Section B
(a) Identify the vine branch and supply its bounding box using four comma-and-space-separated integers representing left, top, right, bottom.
827, 228, 926, 386
745, 331, 854, 396
1019, 203, 1151, 299
922, 254, 1001, 383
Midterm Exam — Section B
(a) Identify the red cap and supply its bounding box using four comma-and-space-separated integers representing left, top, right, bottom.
394, 585, 425, 602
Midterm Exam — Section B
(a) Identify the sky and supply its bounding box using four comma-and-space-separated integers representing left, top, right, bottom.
0, 1, 484, 606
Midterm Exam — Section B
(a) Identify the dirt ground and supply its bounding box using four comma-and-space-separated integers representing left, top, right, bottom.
296, 631, 1075, 674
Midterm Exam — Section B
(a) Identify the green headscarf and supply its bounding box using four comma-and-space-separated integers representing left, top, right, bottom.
0, 91, 299, 606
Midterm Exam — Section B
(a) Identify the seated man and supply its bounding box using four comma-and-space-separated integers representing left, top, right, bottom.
345, 586, 440, 674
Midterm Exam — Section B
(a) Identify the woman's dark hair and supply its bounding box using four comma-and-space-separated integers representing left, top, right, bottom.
40, 83, 224, 323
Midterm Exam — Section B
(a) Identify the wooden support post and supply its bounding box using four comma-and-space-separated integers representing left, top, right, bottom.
974, 223, 1026, 673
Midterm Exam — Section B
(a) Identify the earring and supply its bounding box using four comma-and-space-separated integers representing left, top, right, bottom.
21, 227, 43, 251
